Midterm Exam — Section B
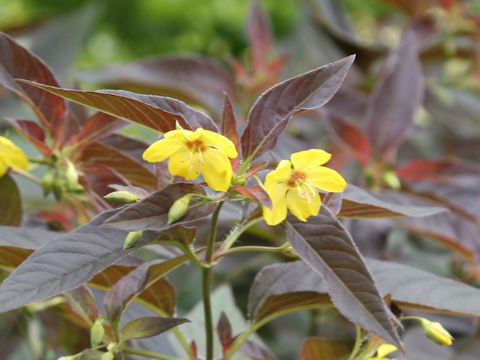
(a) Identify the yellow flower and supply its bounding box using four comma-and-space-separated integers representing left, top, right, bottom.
142, 128, 238, 192
371, 344, 398, 359
0, 136, 28, 177
423, 321, 454, 346
262, 149, 346, 225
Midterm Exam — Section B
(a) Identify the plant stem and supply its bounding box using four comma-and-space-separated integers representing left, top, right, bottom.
221, 217, 262, 252
202, 201, 223, 360
348, 325, 363, 360
122, 345, 184, 360
10, 168, 42, 185
217, 243, 291, 259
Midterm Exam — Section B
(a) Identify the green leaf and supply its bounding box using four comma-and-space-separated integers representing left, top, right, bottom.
0, 174, 22, 226
0, 210, 160, 313
298, 337, 351, 360
104, 183, 216, 231
338, 185, 447, 218
241, 55, 354, 161
287, 206, 401, 347
18, 80, 218, 133
120, 316, 189, 342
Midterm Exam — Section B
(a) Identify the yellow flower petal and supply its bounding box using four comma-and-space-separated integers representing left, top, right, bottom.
200, 129, 238, 158
291, 149, 331, 171
202, 148, 233, 191
376, 344, 397, 358
142, 137, 185, 163
286, 185, 321, 221
168, 147, 201, 180
264, 160, 292, 189
0, 136, 28, 175
305, 166, 347, 193
0, 158, 7, 178
262, 196, 288, 225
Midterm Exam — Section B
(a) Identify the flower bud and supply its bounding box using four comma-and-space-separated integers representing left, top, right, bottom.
123, 231, 143, 250
57, 355, 79, 360
168, 193, 194, 225
422, 320, 454, 346
104, 190, 141, 204
100, 352, 114, 360
52, 172, 64, 201
90, 318, 105, 347
65, 159, 84, 193
42, 169, 54, 196
382, 170, 401, 190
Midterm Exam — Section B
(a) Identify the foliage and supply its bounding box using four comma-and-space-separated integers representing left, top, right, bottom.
1, 1, 480, 359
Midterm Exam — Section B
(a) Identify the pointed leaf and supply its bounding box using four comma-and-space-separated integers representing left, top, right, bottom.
3, 118, 52, 156
18, 80, 218, 133
241, 56, 355, 160
396, 159, 480, 184
64, 285, 99, 326
0, 32, 67, 133
0, 211, 161, 313
221, 93, 240, 151
240, 340, 278, 360
246, 0, 272, 73
217, 312, 233, 352
287, 206, 401, 347
104, 257, 186, 323
120, 316, 188, 341
339, 185, 446, 218
77, 55, 235, 119
367, 259, 480, 317
299, 337, 351, 360
367, 33, 424, 159
232, 184, 271, 208
0, 174, 22, 226
104, 183, 216, 231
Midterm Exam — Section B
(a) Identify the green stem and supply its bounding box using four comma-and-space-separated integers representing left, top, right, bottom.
348, 325, 363, 360
202, 201, 224, 360
10, 168, 42, 185
221, 217, 263, 252
122, 345, 184, 360
217, 243, 291, 259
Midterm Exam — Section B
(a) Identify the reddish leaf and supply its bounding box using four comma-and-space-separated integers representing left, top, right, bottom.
104, 183, 216, 231
0, 174, 22, 226
120, 316, 189, 342
232, 184, 271, 208
221, 93, 240, 152
246, 0, 272, 73
78, 141, 155, 190
396, 159, 480, 184
3, 118, 52, 156
324, 114, 371, 166
299, 337, 351, 360
241, 56, 355, 161
18, 80, 218, 133
77, 55, 236, 119
366, 33, 424, 160
0, 32, 67, 135
217, 312, 234, 353
65, 112, 127, 151
81, 163, 129, 199
287, 207, 402, 347
64, 285, 99, 326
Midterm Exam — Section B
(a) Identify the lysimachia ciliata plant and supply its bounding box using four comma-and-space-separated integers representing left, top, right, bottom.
1, 1, 480, 359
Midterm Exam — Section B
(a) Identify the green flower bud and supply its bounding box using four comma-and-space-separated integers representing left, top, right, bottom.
52, 171, 64, 201
65, 159, 84, 193
168, 193, 194, 225
57, 355, 79, 360
100, 352, 114, 360
123, 231, 143, 250
421, 320, 454, 346
90, 318, 105, 347
42, 169, 54, 196
382, 170, 401, 190
106, 343, 118, 352
232, 175, 247, 186
104, 190, 141, 204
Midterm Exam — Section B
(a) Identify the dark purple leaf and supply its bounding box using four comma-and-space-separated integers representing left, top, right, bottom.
217, 312, 233, 353
366, 33, 424, 159
246, 0, 272, 73
3, 118, 52, 156
81, 163, 129, 199
64, 285, 99, 326
0, 32, 67, 135
240, 339, 278, 360
221, 93, 240, 152
232, 184, 271, 208
0, 210, 161, 313
241, 56, 355, 161
18, 80, 218, 133
287, 206, 401, 347
120, 316, 189, 341
104, 183, 216, 231
0, 174, 22, 226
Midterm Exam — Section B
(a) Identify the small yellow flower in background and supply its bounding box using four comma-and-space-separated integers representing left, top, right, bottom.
142, 128, 238, 192
0, 136, 29, 178
371, 344, 398, 359
262, 149, 346, 225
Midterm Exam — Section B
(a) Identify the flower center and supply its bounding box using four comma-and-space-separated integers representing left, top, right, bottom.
185, 139, 206, 152
287, 170, 306, 187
